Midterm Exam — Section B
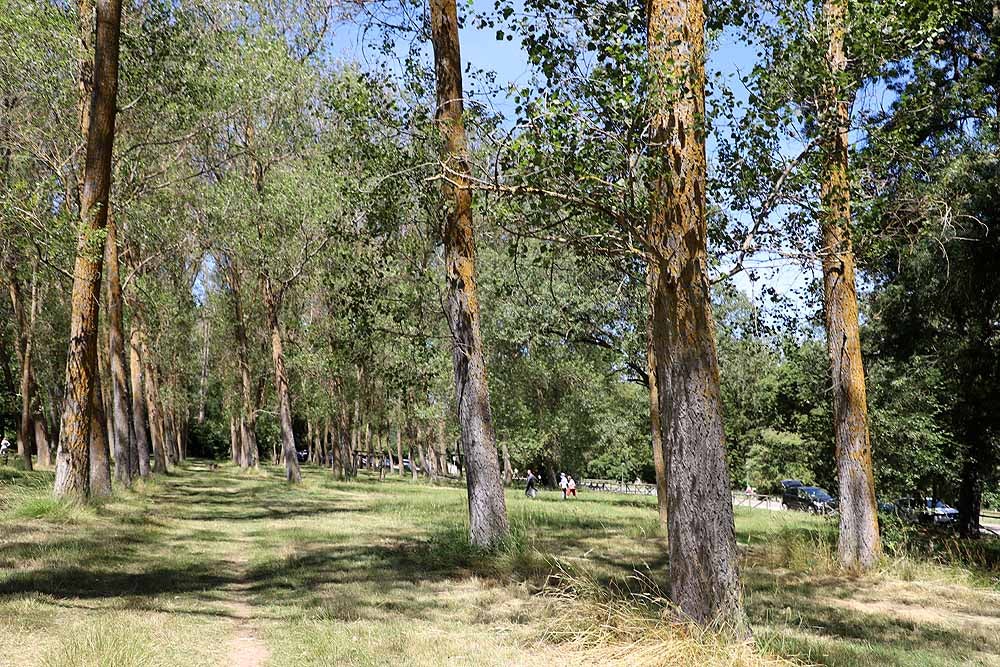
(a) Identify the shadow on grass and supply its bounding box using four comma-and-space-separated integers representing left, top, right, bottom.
2, 460, 998, 666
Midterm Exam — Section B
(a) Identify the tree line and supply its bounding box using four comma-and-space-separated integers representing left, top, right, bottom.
2, 0, 998, 629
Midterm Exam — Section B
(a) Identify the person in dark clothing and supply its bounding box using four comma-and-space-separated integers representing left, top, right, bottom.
525, 469, 538, 498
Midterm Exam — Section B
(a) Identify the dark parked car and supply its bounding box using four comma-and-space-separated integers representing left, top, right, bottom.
782, 485, 838, 514
894, 497, 959, 525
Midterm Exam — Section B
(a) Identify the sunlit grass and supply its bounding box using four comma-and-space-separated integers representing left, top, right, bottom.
0, 460, 997, 666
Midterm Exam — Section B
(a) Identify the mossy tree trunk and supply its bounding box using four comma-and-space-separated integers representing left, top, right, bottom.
429, 0, 509, 549
646, 0, 745, 629
54, 0, 123, 500
819, 0, 882, 571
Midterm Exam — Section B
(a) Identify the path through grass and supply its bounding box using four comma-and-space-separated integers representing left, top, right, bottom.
1, 462, 998, 666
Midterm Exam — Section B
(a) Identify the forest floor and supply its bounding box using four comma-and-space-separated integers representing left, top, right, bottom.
0, 461, 999, 667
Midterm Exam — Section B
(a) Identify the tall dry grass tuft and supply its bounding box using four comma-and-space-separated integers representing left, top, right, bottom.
540, 563, 805, 667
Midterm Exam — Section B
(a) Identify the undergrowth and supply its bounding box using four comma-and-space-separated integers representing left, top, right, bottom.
539, 563, 804, 667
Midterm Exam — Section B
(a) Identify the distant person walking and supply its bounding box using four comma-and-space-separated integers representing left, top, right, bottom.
0, 435, 10, 465
525, 469, 538, 498
567, 476, 576, 498
559, 472, 568, 499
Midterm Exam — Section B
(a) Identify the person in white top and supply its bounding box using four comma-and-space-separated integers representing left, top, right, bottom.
0, 435, 11, 465
559, 472, 568, 499
567, 476, 577, 498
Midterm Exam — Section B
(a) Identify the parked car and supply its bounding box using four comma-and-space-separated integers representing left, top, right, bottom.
894, 497, 959, 525
782, 485, 838, 514
877, 499, 897, 514
780, 479, 804, 491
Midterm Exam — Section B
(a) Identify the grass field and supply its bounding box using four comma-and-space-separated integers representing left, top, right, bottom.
1, 461, 998, 666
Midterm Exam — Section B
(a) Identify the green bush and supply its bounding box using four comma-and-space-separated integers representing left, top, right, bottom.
745, 429, 815, 494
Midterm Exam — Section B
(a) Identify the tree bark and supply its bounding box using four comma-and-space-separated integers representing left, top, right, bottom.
499, 440, 512, 485
646, 285, 668, 532
89, 350, 112, 496
8, 265, 37, 470
225, 260, 258, 468
820, 0, 882, 571
54, 0, 123, 500
34, 417, 51, 467
263, 278, 301, 483
396, 422, 404, 478
197, 317, 210, 424
647, 0, 745, 628
229, 415, 238, 463
419, 424, 438, 482
957, 442, 986, 538
140, 335, 168, 473
106, 212, 132, 486
429, 0, 509, 549
128, 326, 151, 477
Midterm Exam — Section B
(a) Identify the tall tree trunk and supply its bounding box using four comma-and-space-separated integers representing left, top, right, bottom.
197, 317, 210, 424
396, 422, 404, 478
429, 0, 509, 549
106, 213, 131, 486
646, 291, 668, 532
957, 436, 987, 538
128, 326, 151, 477
646, 0, 744, 628
54, 0, 123, 500
263, 279, 300, 483
307, 420, 316, 465
339, 408, 354, 479
8, 266, 37, 470
820, 0, 881, 571
424, 425, 440, 482
499, 440, 512, 485
229, 415, 238, 464
89, 350, 112, 496
140, 337, 168, 474
0, 322, 16, 399
34, 417, 51, 467
226, 261, 258, 469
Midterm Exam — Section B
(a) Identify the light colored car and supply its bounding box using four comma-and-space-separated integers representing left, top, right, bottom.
895, 497, 959, 525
